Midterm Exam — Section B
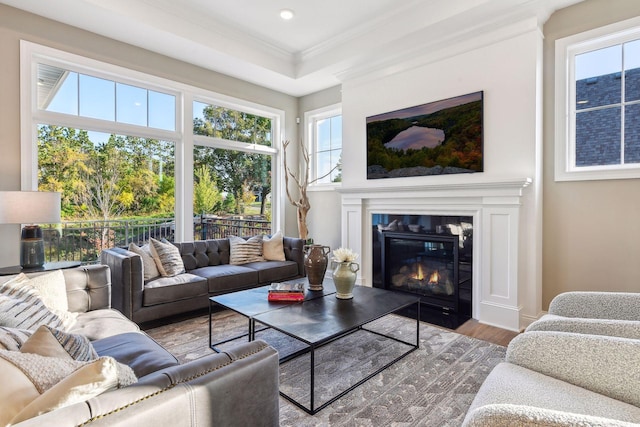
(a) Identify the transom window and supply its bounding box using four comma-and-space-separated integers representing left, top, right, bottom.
555, 17, 640, 181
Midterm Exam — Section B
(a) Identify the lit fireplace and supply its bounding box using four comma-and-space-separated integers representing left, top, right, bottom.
372, 215, 473, 328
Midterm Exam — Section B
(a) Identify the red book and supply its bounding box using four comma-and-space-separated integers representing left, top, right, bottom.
267, 292, 304, 302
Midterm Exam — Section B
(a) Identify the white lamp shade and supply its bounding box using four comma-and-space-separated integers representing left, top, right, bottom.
0, 191, 61, 224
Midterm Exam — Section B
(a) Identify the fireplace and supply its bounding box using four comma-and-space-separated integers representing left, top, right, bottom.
372, 215, 472, 328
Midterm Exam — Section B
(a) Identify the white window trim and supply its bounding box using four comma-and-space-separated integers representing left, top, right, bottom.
555, 16, 640, 182
304, 103, 342, 191
20, 41, 285, 239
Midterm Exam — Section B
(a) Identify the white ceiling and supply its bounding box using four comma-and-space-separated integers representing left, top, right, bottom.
2, 0, 583, 96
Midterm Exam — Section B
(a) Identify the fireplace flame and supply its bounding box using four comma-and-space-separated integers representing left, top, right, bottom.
428, 270, 440, 285
415, 263, 424, 280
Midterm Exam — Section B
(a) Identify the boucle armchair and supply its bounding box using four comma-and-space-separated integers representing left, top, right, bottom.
526, 291, 640, 339
463, 331, 640, 426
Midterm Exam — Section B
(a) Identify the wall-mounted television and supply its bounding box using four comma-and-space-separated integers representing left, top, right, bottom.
366, 91, 483, 179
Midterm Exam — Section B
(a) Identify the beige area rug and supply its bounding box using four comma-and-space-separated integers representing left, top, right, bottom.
145, 310, 505, 426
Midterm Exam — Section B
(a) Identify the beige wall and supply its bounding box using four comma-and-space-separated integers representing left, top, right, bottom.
543, 0, 640, 308
0, 5, 299, 266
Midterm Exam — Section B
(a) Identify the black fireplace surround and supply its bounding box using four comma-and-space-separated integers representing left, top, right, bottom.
372, 214, 472, 328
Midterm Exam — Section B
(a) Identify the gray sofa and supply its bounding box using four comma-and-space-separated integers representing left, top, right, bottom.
9, 264, 280, 427
101, 236, 305, 324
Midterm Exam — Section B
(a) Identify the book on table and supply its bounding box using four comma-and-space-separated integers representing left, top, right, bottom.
268, 282, 304, 301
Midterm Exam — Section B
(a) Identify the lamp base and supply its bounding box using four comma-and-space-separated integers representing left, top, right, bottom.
21, 225, 45, 269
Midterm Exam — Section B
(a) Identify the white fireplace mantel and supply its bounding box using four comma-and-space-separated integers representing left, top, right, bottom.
337, 177, 534, 332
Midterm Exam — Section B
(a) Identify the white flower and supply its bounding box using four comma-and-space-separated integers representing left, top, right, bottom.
332, 247, 359, 263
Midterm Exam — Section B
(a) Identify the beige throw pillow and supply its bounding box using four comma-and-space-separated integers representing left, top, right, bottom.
149, 238, 186, 277
229, 235, 264, 265
128, 242, 161, 281
20, 325, 98, 362
263, 231, 286, 261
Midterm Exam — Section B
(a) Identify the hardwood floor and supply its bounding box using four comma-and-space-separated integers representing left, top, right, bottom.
455, 319, 520, 347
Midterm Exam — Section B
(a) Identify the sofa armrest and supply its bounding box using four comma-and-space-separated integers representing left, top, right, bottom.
283, 236, 305, 276
100, 248, 144, 320
464, 403, 637, 427
526, 314, 640, 339
549, 291, 640, 320
62, 264, 112, 313
506, 331, 640, 407
17, 340, 279, 427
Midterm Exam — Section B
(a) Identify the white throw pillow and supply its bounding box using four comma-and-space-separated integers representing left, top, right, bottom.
263, 231, 286, 261
0, 274, 64, 331
229, 235, 264, 265
128, 242, 161, 281
26, 270, 78, 331
149, 238, 186, 277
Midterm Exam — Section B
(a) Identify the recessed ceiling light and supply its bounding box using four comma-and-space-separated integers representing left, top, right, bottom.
280, 9, 294, 20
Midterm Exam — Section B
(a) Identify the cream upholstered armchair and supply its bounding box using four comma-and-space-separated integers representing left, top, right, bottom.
525, 291, 640, 339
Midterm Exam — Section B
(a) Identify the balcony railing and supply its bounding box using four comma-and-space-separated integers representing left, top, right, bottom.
43, 216, 271, 264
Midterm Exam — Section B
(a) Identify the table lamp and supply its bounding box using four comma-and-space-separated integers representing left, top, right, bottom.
0, 191, 61, 269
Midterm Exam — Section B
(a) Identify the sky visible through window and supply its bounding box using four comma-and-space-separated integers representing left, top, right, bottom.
576, 39, 640, 79
41, 65, 176, 144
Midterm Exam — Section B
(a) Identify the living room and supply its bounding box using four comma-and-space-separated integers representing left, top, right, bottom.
1, 0, 640, 425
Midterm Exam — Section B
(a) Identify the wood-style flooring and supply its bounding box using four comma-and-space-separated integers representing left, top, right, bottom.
455, 318, 520, 347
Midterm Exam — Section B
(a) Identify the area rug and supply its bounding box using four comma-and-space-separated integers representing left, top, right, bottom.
144, 310, 505, 426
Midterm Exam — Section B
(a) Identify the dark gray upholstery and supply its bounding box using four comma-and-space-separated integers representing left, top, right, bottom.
101, 235, 305, 324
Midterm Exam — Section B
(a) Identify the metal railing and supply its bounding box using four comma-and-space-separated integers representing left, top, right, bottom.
43, 216, 271, 264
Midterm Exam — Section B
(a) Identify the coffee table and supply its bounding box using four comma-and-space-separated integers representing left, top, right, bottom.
210, 282, 420, 414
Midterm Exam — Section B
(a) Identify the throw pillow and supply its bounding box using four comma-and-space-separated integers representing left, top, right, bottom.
0, 274, 64, 331
128, 242, 161, 281
149, 238, 186, 277
0, 326, 32, 351
0, 351, 136, 425
263, 231, 286, 261
20, 325, 98, 362
25, 270, 78, 331
229, 235, 264, 265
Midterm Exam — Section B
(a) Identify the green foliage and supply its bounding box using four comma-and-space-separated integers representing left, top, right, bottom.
194, 165, 222, 214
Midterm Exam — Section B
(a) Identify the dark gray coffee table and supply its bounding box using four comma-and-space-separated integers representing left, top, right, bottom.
210, 283, 420, 414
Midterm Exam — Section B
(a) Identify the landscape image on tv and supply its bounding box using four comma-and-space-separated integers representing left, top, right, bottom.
366, 91, 483, 179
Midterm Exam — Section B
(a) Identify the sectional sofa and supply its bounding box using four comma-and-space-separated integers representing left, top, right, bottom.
1, 264, 280, 427
101, 235, 305, 324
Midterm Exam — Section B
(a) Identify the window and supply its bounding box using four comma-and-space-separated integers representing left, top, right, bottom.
305, 104, 342, 186
555, 17, 640, 181
21, 41, 284, 255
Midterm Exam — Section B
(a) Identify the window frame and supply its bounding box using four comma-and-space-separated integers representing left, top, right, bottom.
555, 16, 640, 182
304, 103, 342, 190
20, 41, 284, 240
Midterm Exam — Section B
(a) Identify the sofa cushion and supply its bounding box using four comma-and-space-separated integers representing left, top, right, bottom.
0, 273, 65, 331
465, 363, 640, 426
20, 325, 98, 362
92, 332, 179, 378
229, 235, 264, 265
143, 274, 208, 307
69, 309, 140, 341
263, 231, 286, 261
191, 264, 259, 293
149, 238, 186, 277
243, 260, 299, 284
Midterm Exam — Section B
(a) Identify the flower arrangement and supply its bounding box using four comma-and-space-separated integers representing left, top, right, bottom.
332, 247, 359, 263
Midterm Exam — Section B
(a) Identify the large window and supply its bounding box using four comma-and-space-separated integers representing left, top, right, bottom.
21, 41, 284, 257
555, 17, 640, 181
305, 104, 342, 185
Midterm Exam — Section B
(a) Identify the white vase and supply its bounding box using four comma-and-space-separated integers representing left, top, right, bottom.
332, 261, 359, 299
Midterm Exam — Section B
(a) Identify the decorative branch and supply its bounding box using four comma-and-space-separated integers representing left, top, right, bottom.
282, 140, 339, 240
